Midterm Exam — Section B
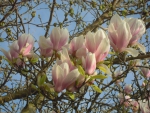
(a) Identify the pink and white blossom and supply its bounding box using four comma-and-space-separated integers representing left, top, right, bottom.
125, 18, 145, 45
52, 62, 80, 92
38, 36, 53, 57
108, 14, 139, 57
50, 27, 69, 51
0, 34, 34, 65
57, 48, 75, 71
82, 52, 96, 75
18, 34, 34, 56
85, 30, 110, 62
108, 14, 132, 52
69, 35, 88, 58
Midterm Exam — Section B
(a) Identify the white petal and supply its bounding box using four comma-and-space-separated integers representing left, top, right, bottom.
124, 48, 139, 57
39, 36, 51, 49
99, 64, 111, 75
63, 69, 80, 88
135, 42, 146, 53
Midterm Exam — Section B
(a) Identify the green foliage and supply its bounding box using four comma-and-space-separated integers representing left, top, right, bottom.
77, 65, 85, 76
90, 74, 107, 80
91, 85, 102, 93
37, 73, 47, 86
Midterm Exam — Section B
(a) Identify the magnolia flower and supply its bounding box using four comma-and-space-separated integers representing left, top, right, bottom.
108, 14, 132, 52
108, 14, 139, 57
38, 36, 53, 57
125, 18, 146, 53
82, 52, 96, 75
125, 18, 145, 45
124, 84, 132, 94
141, 67, 150, 78
85, 30, 110, 62
69, 35, 88, 58
0, 34, 34, 65
67, 73, 86, 92
50, 27, 69, 51
58, 48, 75, 71
18, 34, 34, 56
52, 62, 80, 92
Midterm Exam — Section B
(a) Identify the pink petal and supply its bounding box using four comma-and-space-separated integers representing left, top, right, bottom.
76, 46, 88, 58
95, 38, 110, 62
85, 31, 96, 53
0, 48, 12, 60
62, 68, 80, 89
110, 14, 123, 29
116, 22, 131, 51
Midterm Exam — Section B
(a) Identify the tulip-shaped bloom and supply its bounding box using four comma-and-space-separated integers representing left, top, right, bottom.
50, 27, 69, 51
82, 53, 96, 75
125, 18, 145, 45
85, 30, 110, 62
1, 42, 23, 66
52, 62, 80, 92
38, 36, 53, 57
108, 14, 139, 57
0, 34, 34, 65
124, 84, 132, 94
141, 67, 150, 78
18, 34, 34, 56
108, 14, 132, 52
69, 35, 88, 58
67, 75, 85, 92
58, 48, 75, 71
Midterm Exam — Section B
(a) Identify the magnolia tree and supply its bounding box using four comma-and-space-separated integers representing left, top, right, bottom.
0, 0, 150, 113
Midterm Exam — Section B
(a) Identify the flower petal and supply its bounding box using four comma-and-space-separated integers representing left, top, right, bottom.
62, 69, 80, 88
135, 42, 146, 53
0, 48, 12, 60
124, 48, 139, 57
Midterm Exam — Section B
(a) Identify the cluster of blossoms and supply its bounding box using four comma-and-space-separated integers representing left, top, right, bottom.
0, 14, 146, 93
108, 14, 145, 56
0, 34, 36, 66
0, 13, 148, 112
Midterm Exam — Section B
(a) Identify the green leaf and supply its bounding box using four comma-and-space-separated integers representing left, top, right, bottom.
91, 85, 102, 93
98, 64, 111, 75
21, 70, 27, 75
30, 57, 38, 64
109, 52, 115, 55
31, 84, 38, 90
37, 73, 46, 86
67, 92, 75, 100
90, 75, 107, 80
43, 83, 55, 93
77, 65, 85, 76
